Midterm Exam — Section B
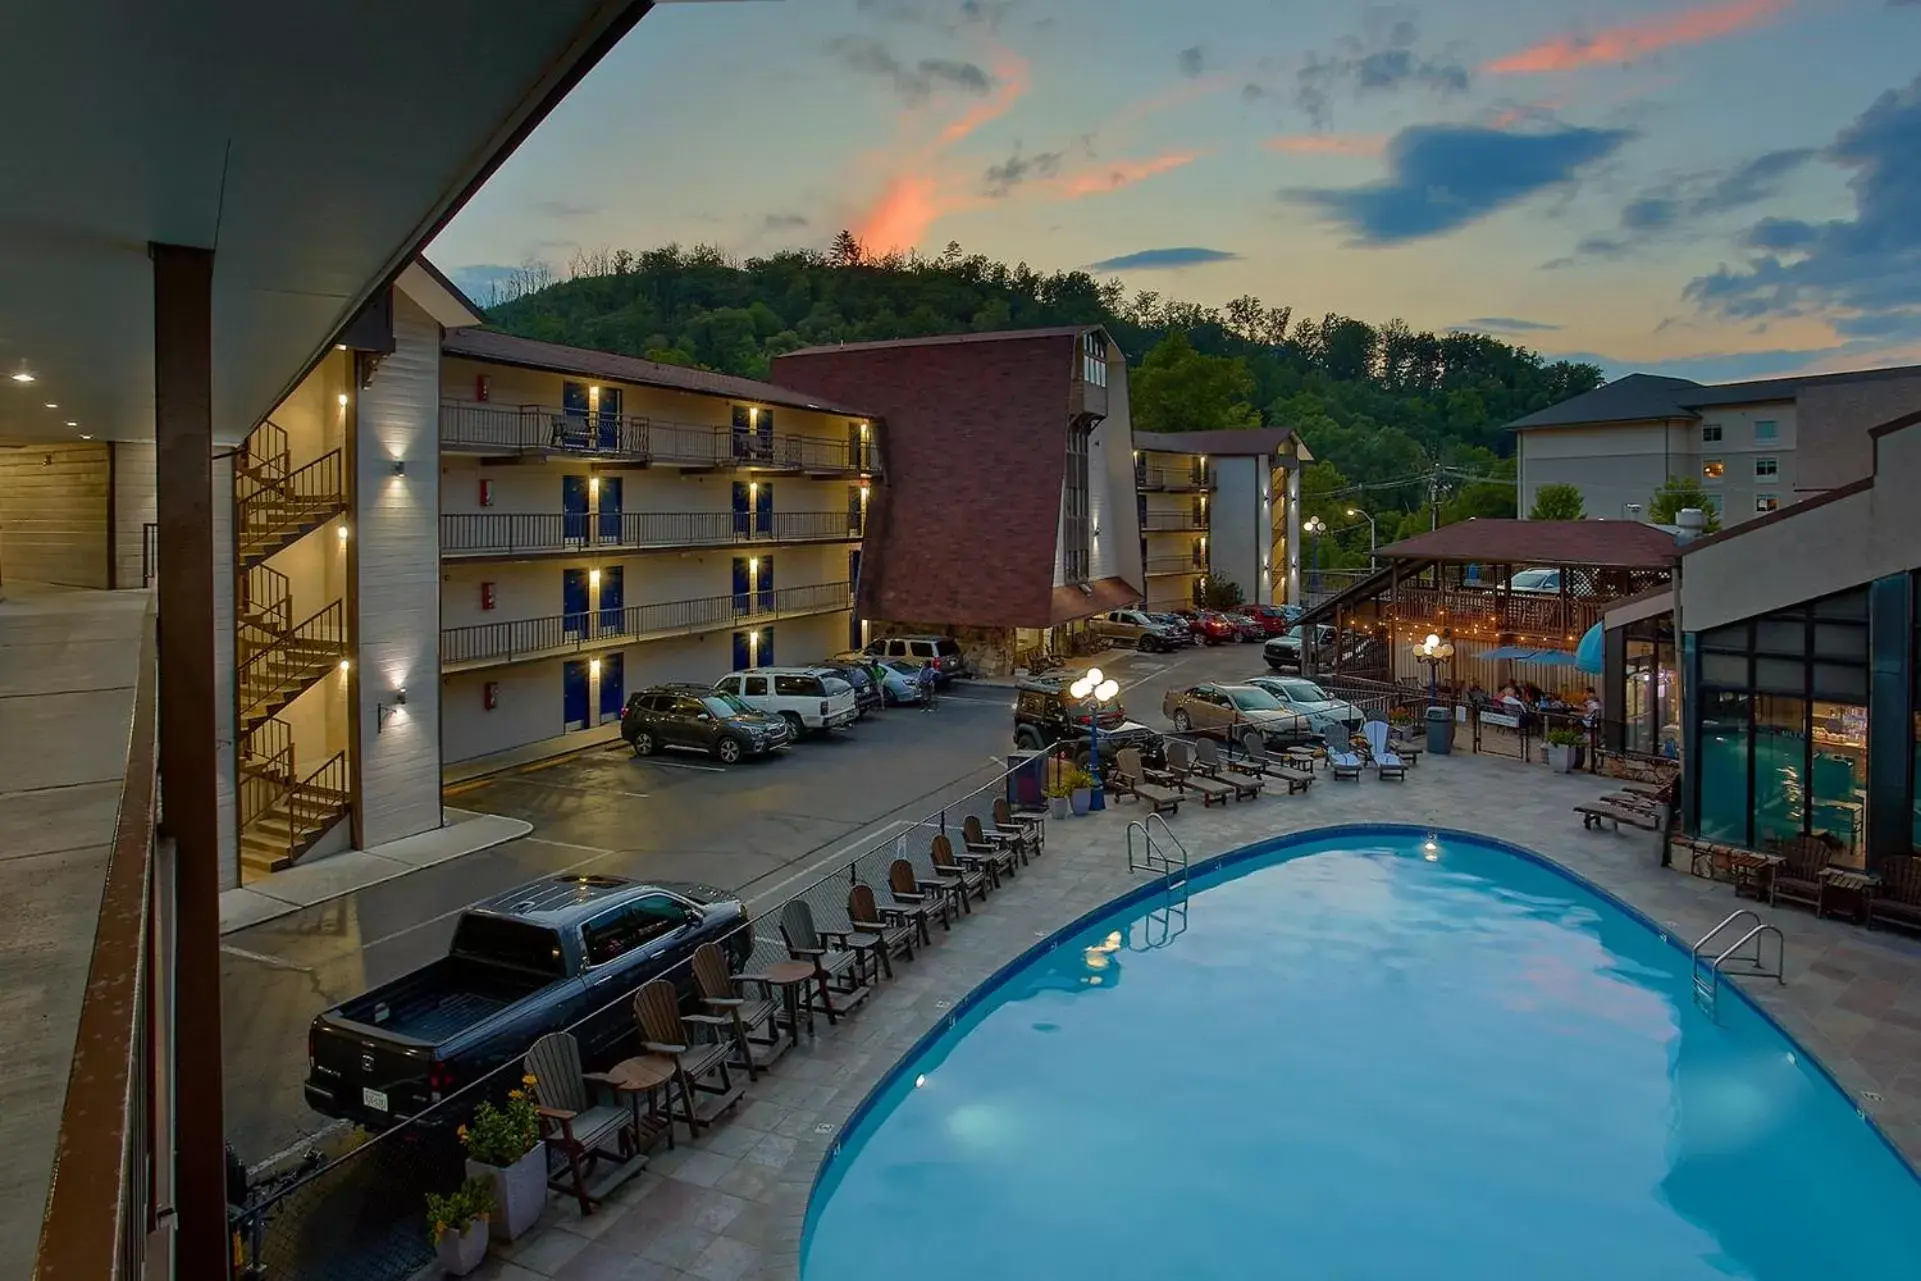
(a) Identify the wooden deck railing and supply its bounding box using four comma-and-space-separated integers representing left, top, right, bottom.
34, 606, 164, 1281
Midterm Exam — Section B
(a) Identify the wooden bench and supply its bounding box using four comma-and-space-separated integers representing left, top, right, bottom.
1576, 801, 1663, 831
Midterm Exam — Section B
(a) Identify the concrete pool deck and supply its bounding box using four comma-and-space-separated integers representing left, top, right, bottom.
453, 751, 1921, 1281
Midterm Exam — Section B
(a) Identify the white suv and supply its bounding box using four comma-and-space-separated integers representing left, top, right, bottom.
714, 667, 859, 738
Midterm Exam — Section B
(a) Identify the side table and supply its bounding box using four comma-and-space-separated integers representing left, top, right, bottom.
1818, 868, 1880, 925
605, 1054, 680, 1153
762, 960, 818, 1049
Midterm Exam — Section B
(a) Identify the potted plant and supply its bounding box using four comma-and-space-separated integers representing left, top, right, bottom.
1545, 727, 1585, 774
1043, 772, 1074, 820
426, 1177, 494, 1276
459, 1075, 545, 1242
1066, 767, 1096, 816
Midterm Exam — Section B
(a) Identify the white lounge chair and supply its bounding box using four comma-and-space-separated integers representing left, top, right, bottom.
1361, 720, 1407, 781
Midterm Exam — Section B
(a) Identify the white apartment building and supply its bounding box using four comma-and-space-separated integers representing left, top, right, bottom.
1512, 364, 1921, 528
1131, 428, 1305, 609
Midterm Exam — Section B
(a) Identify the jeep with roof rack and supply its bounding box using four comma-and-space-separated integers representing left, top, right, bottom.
1012, 673, 1164, 770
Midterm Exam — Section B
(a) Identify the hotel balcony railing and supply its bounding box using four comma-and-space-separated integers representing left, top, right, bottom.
442, 579, 855, 670
1145, 556, 1205, 576
1381, 584, 1611, 639
1135, 465, 1212, 492
1141, 511, 1208, 532
441, 510, 862, 557
439, 402, 880, 475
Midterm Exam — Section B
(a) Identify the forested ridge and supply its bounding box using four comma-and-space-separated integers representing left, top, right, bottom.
483, 236, 1605, 568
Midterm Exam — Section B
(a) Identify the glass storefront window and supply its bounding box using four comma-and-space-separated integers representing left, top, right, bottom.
1752, 695, 1807, 850
1625, 639, 1655, 756
1697, 690, 1750, 844
1810, 701, 1866, 866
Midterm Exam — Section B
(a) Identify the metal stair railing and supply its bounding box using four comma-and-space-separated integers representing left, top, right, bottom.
1690, 908, 1785, 1017
1126, 812, 1189, 889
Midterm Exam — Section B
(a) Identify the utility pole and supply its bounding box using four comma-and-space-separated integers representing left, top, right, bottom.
1429, 468, 1442, 531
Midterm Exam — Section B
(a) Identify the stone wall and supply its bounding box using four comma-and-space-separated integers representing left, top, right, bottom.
876, 620, 1018, 677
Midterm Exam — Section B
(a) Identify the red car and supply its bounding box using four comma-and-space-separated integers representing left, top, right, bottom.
1177, 609, 1238, 645
1240, 604, 1295, 637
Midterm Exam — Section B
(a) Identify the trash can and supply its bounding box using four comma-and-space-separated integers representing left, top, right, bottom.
1425, 704, 1455, 755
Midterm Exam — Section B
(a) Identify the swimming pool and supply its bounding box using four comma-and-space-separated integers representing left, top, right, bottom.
802, 826, 1921, 1280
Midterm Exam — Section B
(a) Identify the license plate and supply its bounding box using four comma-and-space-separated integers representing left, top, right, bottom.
362, 1087, 389, 1113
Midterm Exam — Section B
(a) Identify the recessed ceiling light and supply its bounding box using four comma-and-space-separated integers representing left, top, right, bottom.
44, 402, 56, 409
10, 372, 35, 384
79, 434, 92, 441
65, 420, 76, 427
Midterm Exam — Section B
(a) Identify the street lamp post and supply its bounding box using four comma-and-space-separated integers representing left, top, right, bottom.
1415, 631, 1455, 705
1347, 507, 1377, 570
1302, 515, 1326, 596
1069, 668, 1121, 812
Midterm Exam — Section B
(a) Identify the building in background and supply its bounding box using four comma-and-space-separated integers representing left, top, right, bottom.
772, 327, 1142, 674
435, 329, 878, 766
1675, 407, 1921, 871
1510, 364, 1921, 527
1131, 428, 1306, 610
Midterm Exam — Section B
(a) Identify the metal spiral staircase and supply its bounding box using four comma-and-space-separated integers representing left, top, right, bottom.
235, 420, 353, 878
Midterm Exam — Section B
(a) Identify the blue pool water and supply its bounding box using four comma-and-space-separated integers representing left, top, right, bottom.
802, 827, 1921, 1280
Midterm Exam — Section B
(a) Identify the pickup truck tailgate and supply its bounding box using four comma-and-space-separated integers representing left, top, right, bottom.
307, 1016, 437, 1123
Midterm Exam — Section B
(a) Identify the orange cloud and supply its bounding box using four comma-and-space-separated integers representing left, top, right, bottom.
1053, 151, 1201, 198
1488, 101, 1562, 129
853, 174, 989, 256
935, 48, 1030, 147
1485, 0, 1792, 74
1264, 133, 1387, 156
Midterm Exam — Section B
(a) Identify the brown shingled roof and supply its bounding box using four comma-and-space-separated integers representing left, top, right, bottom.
1376, 519, 1680, 569
1133, 428, 1297, 458
774, 330, 1110, 629
444, 328, 876, 417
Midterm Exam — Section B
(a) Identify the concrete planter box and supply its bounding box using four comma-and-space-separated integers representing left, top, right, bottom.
466, 1142, 545, 1242
435, 1219, 489, 1276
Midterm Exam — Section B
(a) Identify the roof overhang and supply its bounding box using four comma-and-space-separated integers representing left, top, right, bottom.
1604, 586, 1673, 631
0, 0, 661, 445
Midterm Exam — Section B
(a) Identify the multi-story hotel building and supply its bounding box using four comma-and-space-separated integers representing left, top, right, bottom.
1132, 428, 1305, 610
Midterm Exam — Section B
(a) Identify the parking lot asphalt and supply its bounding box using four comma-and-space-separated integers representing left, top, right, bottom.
218, 640, 1278, 1163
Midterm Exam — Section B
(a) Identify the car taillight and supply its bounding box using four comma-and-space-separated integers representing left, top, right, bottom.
429, 1059, 457, 1098
819, 700, 829, 716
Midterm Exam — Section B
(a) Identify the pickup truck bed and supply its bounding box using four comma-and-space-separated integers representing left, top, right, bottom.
333, 957, 547, 1045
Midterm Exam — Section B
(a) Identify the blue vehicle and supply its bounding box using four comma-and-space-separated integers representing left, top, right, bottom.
876, 658, 928, 705
303, 875, 748, 1129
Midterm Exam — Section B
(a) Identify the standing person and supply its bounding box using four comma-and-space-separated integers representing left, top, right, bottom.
918, 660, 937, 711
1581, 686, 1602, 727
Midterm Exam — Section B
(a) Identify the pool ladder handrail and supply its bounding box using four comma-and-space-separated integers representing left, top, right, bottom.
1126, 813, 1188, 889
1690, 909, 1785, 1017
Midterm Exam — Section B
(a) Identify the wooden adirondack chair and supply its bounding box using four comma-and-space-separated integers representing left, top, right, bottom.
780, 898, 871, 1023
691, 941, 783, 1078
848, 882, 918, 976
632, 978, 744, 1135
994, 795, 1043, 854
930, 833, 994, 901
524, 1032, 640, 1215
890, 855, 961, 926
962, 813, 1023, 877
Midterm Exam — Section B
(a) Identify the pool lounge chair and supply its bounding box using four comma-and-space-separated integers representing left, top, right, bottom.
1113, 747, 1183, 815
1360, 721, 1407, 782
1164, 740, 1236, 806
1576, 801, 1663, 831
1192, 737, 1265, 800
1328, 739, 1365, 781
1869, 856, 1921, 934
1236, 733, 1314, 793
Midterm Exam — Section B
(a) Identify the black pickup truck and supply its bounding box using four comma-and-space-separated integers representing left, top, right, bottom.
304, 875, 749, 1129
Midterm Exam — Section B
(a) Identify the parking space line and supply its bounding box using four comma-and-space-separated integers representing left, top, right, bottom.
632, 758, 727, 774
491, 778, 651, 800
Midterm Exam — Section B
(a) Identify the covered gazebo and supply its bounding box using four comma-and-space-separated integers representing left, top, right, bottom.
1297, 519, 1678, 695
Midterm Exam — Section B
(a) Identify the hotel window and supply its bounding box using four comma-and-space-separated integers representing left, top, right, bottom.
1062, 424, 1092, 583
1755, 419, 1779, 441
1082, 331, 1108, 388
1702, 424, 1723, 443
1702, 459, 1725, 482
1755, 456, 1778, 478
1756, 494, 1780, 513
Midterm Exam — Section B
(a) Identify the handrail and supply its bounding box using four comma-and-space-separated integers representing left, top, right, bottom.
1691, 909, 1763, 968
34, 604, 163, 1281
1126, 814, 1189, 886
441, 579, 854, 666
1691, 910, 1784, 1018
1713, 924, 1785, 981
439, 509, 862, 556
237, 599, 346, 719
438, 401, 881, 473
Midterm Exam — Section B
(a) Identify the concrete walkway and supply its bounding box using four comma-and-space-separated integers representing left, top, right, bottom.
443, 723, 624, 787
456, 750, 1921, 1281
0, 585, 151, 1281
218, 808, 533, 934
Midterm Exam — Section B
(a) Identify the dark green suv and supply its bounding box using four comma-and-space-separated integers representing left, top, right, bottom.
1011, 675, 1164, 771
622, 685, 790, 764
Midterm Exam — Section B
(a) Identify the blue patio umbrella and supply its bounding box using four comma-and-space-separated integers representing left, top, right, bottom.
1575, 622, 1605, 674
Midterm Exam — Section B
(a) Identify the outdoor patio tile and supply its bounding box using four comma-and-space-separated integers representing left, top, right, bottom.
504, 1224, 594, 1274
734, 1101, 785, 1130
666, 1149, 738, 1190
696, 1123, 768, 1159
713, 1160, 779, 1202
742, 1133, 798, 1169
639, 1225, 717, 1270
470, 1259, 548, 1281
687, 1235, 762, 1281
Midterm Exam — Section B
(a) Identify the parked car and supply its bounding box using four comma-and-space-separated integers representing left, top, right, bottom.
814, 658, 883, 717
864, 634, 970, 682
1223, 612, 1265, 642
1263, 624, 1335, 670
304, 875, 749, 1129
1089, 608, 1187, 653
622, 685, 789, 763
1239, 604, 1294, 637
1013, 674, 1163, 770
1507, 567, 1563, 595
1144, 612, 1195, 644
875, 657, 928, 705
1160, 682, 1312, 746
1246, 675, 1367, 738
1172, 609, 1237, 645
715, 667, 859, 738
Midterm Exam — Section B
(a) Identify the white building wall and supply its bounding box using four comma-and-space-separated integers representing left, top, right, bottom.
353, 292, 445, 845
111, 442, 156, 589
1090, 363, 1140, 590
1694, 400, 1798, 523
1210, 455, 1264, 605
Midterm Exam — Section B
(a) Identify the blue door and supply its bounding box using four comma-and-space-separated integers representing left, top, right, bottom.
563, 568, 589, 636
731, 631, 752, 671
755, 482, 773, 536
562, 475, 589, 543
731, 406, 751, 461
757, 556, 774, 613
732, 557, 751, 614
732, 482, 751, 538
560, 381, 591, 448
598, 565, 623, 632
597, 476, 622, 544
563, 659, 590, 730
598, 653, 624, 723
596, 386, 622, 451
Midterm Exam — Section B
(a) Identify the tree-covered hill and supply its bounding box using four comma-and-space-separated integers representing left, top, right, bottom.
482, 237, 1604, 567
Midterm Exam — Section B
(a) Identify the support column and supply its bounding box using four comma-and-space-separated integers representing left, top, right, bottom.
151, 242, 225, 1280
1866, 572, 1912, 870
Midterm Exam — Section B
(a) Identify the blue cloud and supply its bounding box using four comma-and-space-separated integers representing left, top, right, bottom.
1548, 348, 1841, 384
1460, 316, 1562, 334
1620, 198, 1679, 232
1286, 124, 1633, 245
1687, 74, 1921, 343
1086, 247, 1243, 271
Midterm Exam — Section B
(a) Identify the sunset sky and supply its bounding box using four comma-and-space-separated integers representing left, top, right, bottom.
430, 0, 1921, 382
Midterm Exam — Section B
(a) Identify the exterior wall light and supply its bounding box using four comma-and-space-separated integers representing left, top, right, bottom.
392, 459, 406, 476
377, 686, 408, 732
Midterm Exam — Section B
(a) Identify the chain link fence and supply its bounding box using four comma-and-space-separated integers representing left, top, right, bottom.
229, 753, 1050, 1281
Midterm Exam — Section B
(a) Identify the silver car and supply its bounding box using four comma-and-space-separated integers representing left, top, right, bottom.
1247, 675, 1365, 737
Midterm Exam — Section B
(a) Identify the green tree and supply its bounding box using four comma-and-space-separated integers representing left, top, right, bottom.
1648, 475, 1722, 531
1528, 482, 1586, 521
1129, 332, 1260, 434
1194, 577, 1245, 610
